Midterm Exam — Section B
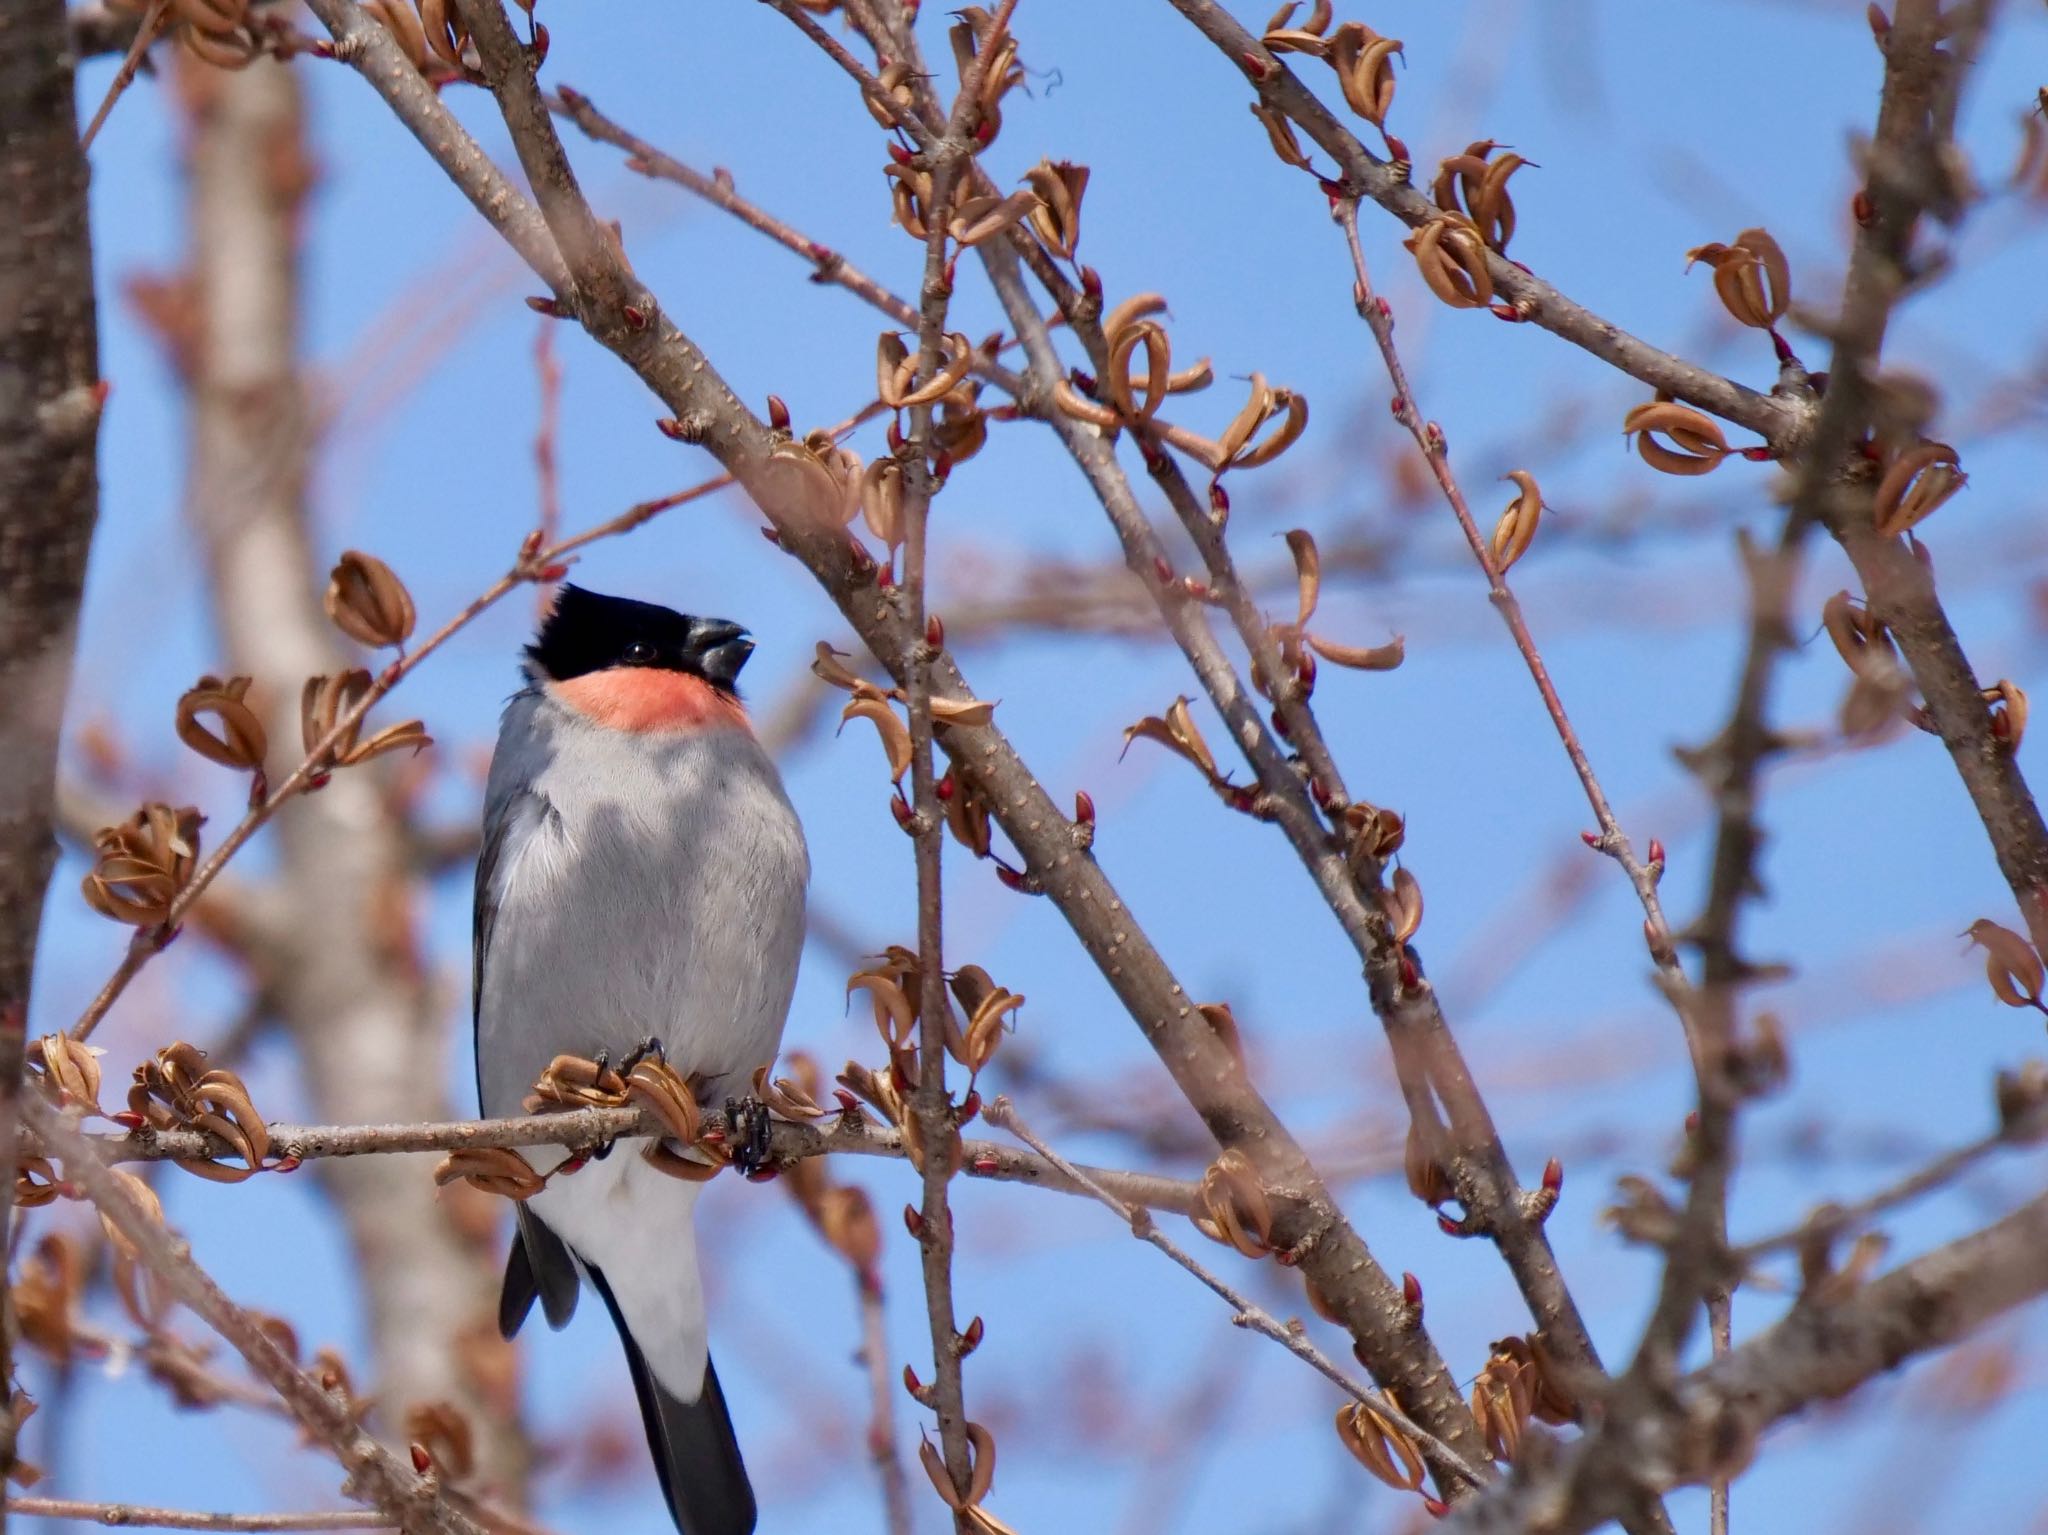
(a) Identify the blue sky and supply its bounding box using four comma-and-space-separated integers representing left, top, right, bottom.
31, 2, 2048, 1531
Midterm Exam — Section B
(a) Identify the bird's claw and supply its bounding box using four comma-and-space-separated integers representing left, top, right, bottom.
725, 1095, 772, 1176
619, 1036, 666, 1075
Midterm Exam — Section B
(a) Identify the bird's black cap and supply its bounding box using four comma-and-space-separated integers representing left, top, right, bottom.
526, 585, 754, 692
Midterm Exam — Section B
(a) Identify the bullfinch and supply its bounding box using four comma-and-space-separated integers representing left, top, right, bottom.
474, 585, 809, 1535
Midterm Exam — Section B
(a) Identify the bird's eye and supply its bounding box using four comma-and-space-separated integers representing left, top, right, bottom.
622, 640, 658, 666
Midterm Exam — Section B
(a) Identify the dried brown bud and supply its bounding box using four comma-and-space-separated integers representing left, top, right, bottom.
1623, 400, 1730, 475
1333, 1398, 1425, 1491
82, 804, 203, 927
1191, 1148, 1275, 1258
1404, 214, 1493, 309
1872, 442, 1965, 538
324, 551, 416, 650
1328, 23, 1401, 128
1492, 470, 1543, 574
1024, 159, 1089, 260
301, 669, 431, 769
28, 1034, 104, 1115
1432, 141, 1529, 252
1963, 918, 2048, 1013
129, 1040, 272, 1178
1685, 229, 1792, 329
175, 675, 267, 771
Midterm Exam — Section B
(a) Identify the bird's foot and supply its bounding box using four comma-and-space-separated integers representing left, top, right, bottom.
619, 1036, 666, 1075
724, 1095, 773, 1177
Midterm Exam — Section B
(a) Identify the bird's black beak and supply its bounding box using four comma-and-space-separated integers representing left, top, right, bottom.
689, 618, 754, 690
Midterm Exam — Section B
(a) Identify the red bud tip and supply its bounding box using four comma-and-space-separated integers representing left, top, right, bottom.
1080, 266, 1103, 303
700, 1129, 726, 1145
1240, 50, 1272, 79
902, 1363, 923, 1394
1376, 296, 1393, 323
993, 860, 1027, 892
887, 419, 906, 453
1647, 838, 1665, 866
1074, 789, 1095, 826
961, 1315, 985, 1351
1489, 302, 1527, 323
903, 1204, 926, 1238
848, 540, 877, 577
745, 1165, 780, 1183
876, 563, 895, 589
1068, 367, 1097, 396
806, 242, 835, 265
1580, 830, 1603, 849
1423, 1497, 1450, 1520
1542, 1156, 1563, 1194
1436, 1213, 1463, 1238
1685, 1110, 1701, 1135
1152, 555, 1175, 586
519, 529, 545, 559
1739, 446, 1776, 461
926, 613, 945, 647
1388, 395, 1407, 419
1310, 776, 1332, 808
656, 417, 688, 440
525, 295, 564, 317
1866, 3, 1890, 37
1229, 787, 1256, 813
1275, 1246, 1300, 1266
272, 1156, 302, 1174
1401, 1271, 1422, 1307
621, 304, 649, 332
888, 142, 914, 165
834, 1088, 862, 1113
559, 1154, 587, 1176
889, 795, 914, 830
529, 20, 549, 61
974, 119, 995, 145
958, 1090, 981, 1122
111, 1111, 145, 1131
767, 394, 791, 432
1317, 177, 1347, 201
971, 1153, 999, 1173
759, 525, 783, 547
537, 563, 569, 582
1852, 189, 1876, 227
935, 773, 956, 802
410, 1444, 432, 1475
1271, 709, 1291, 739
1398, 955, 1419, 990
1208, 479, 1230, 518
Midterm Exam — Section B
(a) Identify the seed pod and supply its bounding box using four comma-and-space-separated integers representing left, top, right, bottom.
1404, 214, 1493, 309
1328, 22, 1402, 128
839, 696, 913, 786
1492, 470, 1543, 574
1685, 229, 1792, 329
1623, 401, 1729, 475
1333, 1399, 1425, 1491
324, 551, 416, 650
1024, 159, 1089, 260
1872, 442, 1965, 538
1191, 1148, 1275, 1258
1963, 919, 2048, 1012
175, 675, 267, 771
82, 804, 203, 927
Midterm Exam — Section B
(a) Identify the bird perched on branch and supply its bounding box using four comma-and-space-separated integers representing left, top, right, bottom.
474, 584, 809, 1535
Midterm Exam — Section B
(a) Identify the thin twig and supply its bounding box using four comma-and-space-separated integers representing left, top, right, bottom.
985, 1096, 1489, 1494
77, 0, 168, 153
23, 1092, 482, 1535
1732, 1103, 2046, 1264
22, 1104, 1204, 1213
1158, 0, 1807, 451
4, 1499, 392, 1532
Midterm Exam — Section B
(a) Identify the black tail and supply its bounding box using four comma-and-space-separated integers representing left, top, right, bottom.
587, 1266, 756, 1535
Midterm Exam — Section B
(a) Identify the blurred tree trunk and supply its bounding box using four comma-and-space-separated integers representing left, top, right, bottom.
0, 0, 101, 1501
168, 53, 530, 1502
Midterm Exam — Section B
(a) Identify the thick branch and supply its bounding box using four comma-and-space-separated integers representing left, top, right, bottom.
0, 0, 103, 1501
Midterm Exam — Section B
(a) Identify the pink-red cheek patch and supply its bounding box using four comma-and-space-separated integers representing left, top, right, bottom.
551, 669, 750, 734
